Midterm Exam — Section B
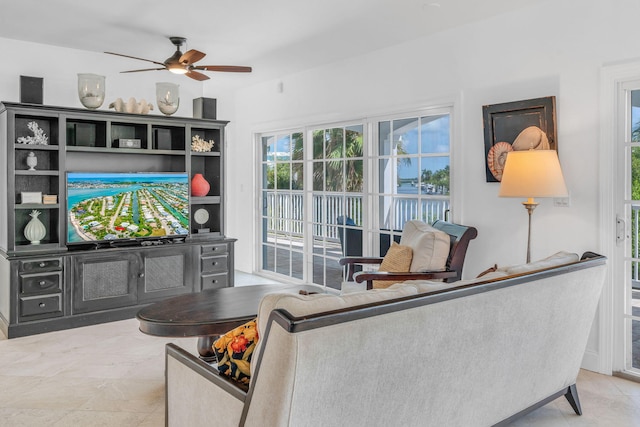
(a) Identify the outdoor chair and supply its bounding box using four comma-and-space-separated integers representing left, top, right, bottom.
339, 219, 478, 290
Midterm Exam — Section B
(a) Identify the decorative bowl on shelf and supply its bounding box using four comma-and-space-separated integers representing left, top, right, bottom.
77, 73, 105, 109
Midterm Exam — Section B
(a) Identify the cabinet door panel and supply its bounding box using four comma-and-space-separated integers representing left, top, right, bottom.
72, 254, 137, 314
137, 246, 193, 302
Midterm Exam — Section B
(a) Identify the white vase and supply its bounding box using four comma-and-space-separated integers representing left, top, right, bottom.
24, 210, 46, 244
26, 151, 37, 170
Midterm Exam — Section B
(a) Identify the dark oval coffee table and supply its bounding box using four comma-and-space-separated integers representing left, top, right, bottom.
137, 284, 326, 360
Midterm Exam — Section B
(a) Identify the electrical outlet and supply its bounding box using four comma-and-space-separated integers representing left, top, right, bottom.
553, 196, 571, 207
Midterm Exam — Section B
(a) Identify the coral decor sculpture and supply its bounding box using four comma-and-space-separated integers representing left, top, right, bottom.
108, 97, 154, 115
17, 121, 48, 145
191, 135, 215, 152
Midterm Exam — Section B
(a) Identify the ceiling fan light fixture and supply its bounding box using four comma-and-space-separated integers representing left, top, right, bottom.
168, 65, 188, 75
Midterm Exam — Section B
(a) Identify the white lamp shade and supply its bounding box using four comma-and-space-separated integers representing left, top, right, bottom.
498, 150, 568, 198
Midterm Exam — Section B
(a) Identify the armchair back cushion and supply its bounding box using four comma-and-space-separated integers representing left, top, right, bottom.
399, 220, 450, 272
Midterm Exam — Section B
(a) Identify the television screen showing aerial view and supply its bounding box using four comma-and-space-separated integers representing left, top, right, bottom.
67, 172, 189, 243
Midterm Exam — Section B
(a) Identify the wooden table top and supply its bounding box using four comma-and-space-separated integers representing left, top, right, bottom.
136, 284, 326, 337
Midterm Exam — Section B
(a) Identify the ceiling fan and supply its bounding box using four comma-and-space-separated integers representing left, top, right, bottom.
105, 36, 252, 81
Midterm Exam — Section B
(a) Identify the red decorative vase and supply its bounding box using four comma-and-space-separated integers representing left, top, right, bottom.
191, 173, 210, 197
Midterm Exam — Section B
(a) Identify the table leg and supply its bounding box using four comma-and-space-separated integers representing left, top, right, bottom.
197, 335, 218, 362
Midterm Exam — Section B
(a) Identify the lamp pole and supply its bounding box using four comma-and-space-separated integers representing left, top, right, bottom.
523, 198, 539, 263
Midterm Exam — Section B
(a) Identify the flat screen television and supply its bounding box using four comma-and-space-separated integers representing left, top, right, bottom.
66, 172, 189, 245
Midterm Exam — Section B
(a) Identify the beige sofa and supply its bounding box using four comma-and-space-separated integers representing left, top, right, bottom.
165, 252, 606, 427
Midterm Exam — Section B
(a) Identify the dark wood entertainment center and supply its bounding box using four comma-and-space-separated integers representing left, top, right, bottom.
0, 102, 235, 338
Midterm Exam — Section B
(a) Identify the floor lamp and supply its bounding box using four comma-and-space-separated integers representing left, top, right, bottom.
498, 149, 568, 263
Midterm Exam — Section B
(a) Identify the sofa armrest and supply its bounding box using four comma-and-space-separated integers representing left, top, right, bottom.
166, 343, 248, 427
353, 270, 458, 289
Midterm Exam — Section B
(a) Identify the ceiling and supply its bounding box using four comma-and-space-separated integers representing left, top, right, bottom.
0, 0, 539, 85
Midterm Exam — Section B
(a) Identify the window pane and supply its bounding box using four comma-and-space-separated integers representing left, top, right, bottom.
313, 130, 324, 159
325, 128, 344, 159
265, 163, 275, 189
379, 158, 393, 193
393, 118, 419, 156
262, 136, 275, 162
398, 157, 419, 190
633, 91, 640, 142
292, 162, 303, 189
421, 156, 450, 195
275, 247, 290, 276
276, 135, 291, 158
379, 121, 391, 155
325, 160, 343, 192
421, 114, 450, 153
292, 132, 304, 160
632, 147, 640, 200
263, 245, 275, 272
292, 251, 304, 280
379, 195, 393, 229
345, 125, 363, 158
276, 163, 290, 189
346, 160, 363, 193
313, 162, 324, 191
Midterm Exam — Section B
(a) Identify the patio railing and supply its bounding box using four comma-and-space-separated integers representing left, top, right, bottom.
264, 191, 450, 240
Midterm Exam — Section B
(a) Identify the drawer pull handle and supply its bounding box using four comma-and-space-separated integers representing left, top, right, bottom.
211, 262, 217, 266
212, 279, 218, 284
139, 273, 145, 278
39, 280, 46, 286
39, 302, 46, 308
39, 262, 46, 268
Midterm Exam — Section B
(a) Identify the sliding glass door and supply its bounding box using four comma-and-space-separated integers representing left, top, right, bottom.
257, 107, 452, 288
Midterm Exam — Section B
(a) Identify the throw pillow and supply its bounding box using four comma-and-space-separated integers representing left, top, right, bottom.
373, 241, 413, 289
212, 318, 259, 385
399, 220, 450, 272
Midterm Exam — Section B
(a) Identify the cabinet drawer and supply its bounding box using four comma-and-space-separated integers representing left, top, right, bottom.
201, 244, 228, 256
19, 294, 62, 318
20, 258, 63, 273
200, 255, 228, 274
20, 272, 62, 295
201, 273, 229, 290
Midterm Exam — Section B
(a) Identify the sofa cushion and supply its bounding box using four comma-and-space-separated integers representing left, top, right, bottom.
212, 318, 258, 385
500, 251, 579, 275
399, 220, 450, 272
373, 241, 413, 289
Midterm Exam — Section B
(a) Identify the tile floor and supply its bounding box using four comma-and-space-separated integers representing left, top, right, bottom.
1, 273, 640, 426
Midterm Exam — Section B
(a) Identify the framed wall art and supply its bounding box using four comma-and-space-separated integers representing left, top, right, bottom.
482, 96, 556, 182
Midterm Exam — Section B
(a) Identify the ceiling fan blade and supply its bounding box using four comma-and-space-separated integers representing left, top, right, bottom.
105, 52, 165, 67
180, 49, 206, 65
195, 65, 253, 73
121, 68, 167, 73
186, 70, 210, 81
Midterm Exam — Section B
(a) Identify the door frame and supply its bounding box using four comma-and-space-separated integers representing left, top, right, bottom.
598, 60, 640, 375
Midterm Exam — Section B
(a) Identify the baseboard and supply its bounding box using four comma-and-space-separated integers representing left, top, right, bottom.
581, 348, 607, 374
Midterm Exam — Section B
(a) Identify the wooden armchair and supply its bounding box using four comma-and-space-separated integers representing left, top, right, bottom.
339, 220, 478, 290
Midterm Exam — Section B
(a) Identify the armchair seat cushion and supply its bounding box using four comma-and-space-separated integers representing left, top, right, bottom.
400, 220, 450, 272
